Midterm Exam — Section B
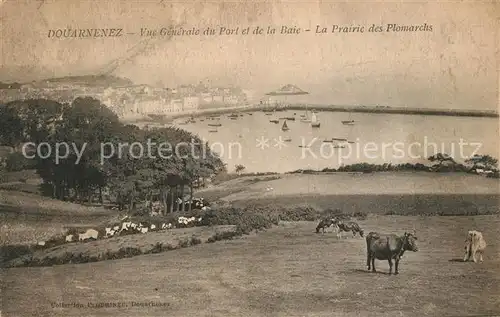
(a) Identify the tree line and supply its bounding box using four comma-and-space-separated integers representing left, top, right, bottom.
0, 97, 226, 214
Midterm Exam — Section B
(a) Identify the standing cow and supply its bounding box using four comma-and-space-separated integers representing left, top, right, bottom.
316, 218, 339, 234
463, 230, 486, 263
337, 221, 364, 238
366, 231, 418, 275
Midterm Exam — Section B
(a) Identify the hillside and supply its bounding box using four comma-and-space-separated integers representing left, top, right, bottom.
31, 75, 133, 87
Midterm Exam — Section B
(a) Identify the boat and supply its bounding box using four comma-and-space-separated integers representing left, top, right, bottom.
311, 112, 320, 128
281, 120, 289, 131
333, 145, 346, 149
269, 120, 279, 124
347, 141, 355, 144
284, 137, 292, 142
280, 117, 295, 121
342, 111, 355, 125
208, 128, 218, 133
322, 139, 334, 143
342, 120, 355, 125
208, 123, 222, 127
301, 105, 312, 122
265, 113, 273, 116
228, 113, 239, 118
331, 138, 347, 141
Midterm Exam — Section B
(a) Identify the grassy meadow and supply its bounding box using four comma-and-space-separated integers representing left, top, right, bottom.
1, 171, 499, 316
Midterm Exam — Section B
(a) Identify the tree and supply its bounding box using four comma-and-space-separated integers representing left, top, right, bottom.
3, 97, 226, 210
235, 164, 246, 175
465, 154, 498, 171
0, 104, 23, 146
427, 153, 456, 171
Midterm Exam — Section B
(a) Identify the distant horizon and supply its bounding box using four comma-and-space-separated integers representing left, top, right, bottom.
1, 1, 498, 111
0, 74, 498, 113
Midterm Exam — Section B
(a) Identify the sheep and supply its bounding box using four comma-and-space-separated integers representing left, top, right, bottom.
150, 224, 156, 230
65, 234, 74, 242
37, 241, 46, 246
79, 229, 99, 242
120, 222, 132, 232
140, 227, 148, 234
105, 228, 116, 238
113, 225, 120, 231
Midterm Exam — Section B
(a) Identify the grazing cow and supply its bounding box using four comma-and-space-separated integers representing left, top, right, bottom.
366, 231, 418, 275
337, 221, 364, 238
464, 230, 486, 263
316, 218, 338, 234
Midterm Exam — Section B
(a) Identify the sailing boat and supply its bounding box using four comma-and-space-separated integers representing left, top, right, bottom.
281, 120, 289, 131
311, 112, 320, 128
341, 110, 355, 125
301, 104, 311, 123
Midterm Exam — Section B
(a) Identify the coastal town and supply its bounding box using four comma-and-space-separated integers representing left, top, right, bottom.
0, 77, 250, 118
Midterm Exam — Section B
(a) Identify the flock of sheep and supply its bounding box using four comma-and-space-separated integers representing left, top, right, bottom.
36, 215, 203, 247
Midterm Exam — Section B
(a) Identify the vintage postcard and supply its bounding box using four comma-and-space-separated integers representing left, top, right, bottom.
1, 1, 499, 316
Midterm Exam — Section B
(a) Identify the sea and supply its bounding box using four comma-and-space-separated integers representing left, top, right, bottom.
137, 110, 499, 173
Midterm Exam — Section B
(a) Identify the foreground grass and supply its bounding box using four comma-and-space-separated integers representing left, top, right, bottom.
3, 215, 499, 317
4, 225, 238, 268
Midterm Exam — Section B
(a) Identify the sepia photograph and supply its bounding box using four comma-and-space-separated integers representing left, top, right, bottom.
0, 1, 499, 316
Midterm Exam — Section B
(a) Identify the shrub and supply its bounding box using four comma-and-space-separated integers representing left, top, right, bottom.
5, 152, 36, 172
0, 245, 33, 266
199, 207, 274, 234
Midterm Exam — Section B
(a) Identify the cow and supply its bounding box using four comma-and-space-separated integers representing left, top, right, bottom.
366, 231, 418, 275
315, 218, 339, 234
463, 230, 486, 263
337, 220, 364, 238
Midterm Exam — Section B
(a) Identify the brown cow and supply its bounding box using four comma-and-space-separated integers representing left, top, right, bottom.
463, 230, 486, 263
366, 231, 418, 275
337, 220, 364, 238
316, 218, 339, 234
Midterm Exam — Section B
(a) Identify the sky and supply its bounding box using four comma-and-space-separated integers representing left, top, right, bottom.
0, 0, 498, 110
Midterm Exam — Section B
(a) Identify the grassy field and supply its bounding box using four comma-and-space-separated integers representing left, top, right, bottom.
6, 225, 238, 268
1, 172, 500, 316
3, 215, 499, 317
0, 189, 118, 245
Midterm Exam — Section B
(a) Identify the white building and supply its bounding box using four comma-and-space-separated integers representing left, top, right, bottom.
170, 99, 183, 112
212, 95, 223, 103
223, 95, 239, 104
183, 96, 200, 111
